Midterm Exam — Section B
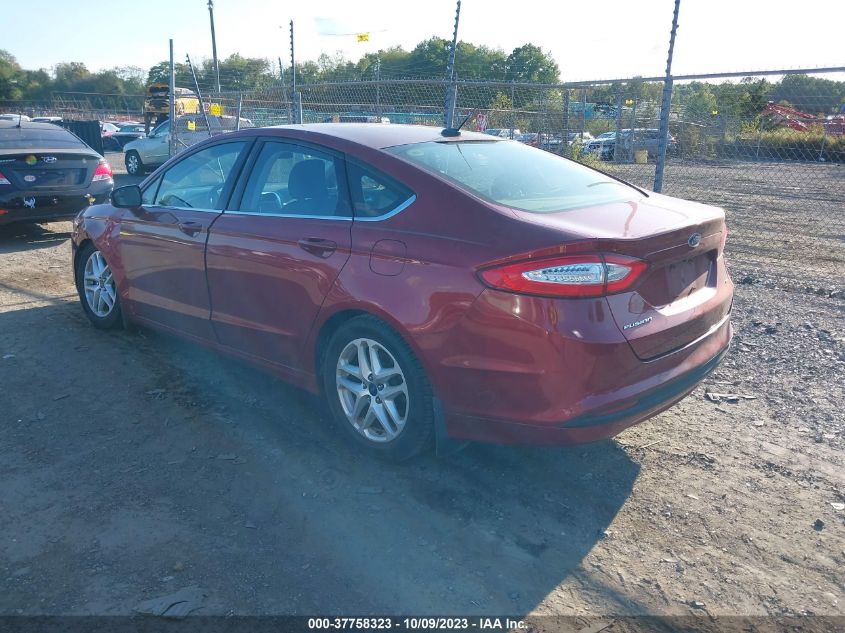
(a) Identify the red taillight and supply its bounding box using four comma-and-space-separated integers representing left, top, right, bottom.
0, 171, 10, 185
93, 161, 113, 182
479, 253, 648, 298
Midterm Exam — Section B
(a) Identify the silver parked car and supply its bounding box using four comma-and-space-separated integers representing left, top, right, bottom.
123, 114, 253, 175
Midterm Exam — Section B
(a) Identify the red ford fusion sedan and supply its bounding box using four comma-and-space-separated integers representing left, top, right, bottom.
71, 124, 733, 459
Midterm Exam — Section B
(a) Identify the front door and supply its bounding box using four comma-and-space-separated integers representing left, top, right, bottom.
116, 139, 250, 340
145, 120, 172, 166
206, 139, 352, 370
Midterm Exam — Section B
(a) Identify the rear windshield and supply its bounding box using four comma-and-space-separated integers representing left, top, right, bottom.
0, 127, 86, 150
387, 140, 641, 213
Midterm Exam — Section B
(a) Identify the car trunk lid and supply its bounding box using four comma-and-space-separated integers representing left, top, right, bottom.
0, 150, 99, 189
511, 192, 732, 359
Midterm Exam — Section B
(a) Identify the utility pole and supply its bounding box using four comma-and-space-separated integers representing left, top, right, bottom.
654, 0, 681, 192
443, 0, 461, 128
208, 0, 221, 93
208, 0, 221, 94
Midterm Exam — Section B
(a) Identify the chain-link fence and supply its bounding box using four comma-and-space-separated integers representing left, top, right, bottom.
295, 70, 844, 291
5, 65, 841, 291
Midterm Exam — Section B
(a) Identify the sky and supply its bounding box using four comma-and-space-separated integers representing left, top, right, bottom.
2, 0, 843, 80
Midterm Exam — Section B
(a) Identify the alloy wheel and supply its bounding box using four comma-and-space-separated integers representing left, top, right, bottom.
83, 250, 117, 318
335, 337, 409, 443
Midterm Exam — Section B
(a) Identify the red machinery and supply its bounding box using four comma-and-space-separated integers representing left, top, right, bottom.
762, 101, 845, 136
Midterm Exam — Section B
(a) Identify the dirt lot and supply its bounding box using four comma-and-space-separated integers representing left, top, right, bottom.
0, 171, 843, 625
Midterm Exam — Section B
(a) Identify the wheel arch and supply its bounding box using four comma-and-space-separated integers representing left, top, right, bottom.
310, 304, 436, 398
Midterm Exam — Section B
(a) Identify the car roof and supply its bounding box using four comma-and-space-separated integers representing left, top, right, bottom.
0, 120, 66, 131
267, 123, 497, 149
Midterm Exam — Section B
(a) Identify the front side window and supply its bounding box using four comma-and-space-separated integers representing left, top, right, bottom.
153, 141, 246, 210
141, 175, 161, 205
388, 140, 642, 213
238, 141, 345, 217
151, 121, 170, 136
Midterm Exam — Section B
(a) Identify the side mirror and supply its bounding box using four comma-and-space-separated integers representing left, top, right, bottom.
111, 185, 142, 208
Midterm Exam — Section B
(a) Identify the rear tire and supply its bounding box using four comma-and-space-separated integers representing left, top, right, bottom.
322, 315, 434, 460
75, 242, 123, 330
125, 151, 144, 176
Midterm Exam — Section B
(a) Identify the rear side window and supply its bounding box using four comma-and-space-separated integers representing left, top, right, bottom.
346, 162, 414, 219
0, 126, 86, 149
388, 140, 640, 213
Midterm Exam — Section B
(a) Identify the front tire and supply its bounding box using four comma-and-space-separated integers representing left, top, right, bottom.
125, 150, 144, 175
322, 316, 434, 460
76, 243, 123, 329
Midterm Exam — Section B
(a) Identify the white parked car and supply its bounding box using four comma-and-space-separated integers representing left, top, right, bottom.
123, 114, 253, 175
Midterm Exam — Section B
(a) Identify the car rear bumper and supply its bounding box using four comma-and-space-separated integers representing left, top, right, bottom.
431, 287, 733, 446
447, 328, 730, 446
0, 184, 112, 225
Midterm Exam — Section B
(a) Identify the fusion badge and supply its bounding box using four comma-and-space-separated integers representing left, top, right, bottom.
623, 316, 653, 330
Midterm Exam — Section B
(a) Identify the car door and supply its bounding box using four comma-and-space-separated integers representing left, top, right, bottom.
205, 138, 352, 371
116, 139, 250, 340
143, 120, 172, 165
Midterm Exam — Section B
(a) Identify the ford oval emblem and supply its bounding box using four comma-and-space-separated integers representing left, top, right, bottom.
688, 232, 702, 248
42, 156, 57, 163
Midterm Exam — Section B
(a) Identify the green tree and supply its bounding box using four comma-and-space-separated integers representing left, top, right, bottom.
505, 44, 559, 84
0, 50, 24, 100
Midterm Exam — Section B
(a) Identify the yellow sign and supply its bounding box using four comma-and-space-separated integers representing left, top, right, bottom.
187, 120, 196, 131
209, 103, 224, 116
356, 33, 369, 42
712, 109, 719, 116
624, 99, 634, 106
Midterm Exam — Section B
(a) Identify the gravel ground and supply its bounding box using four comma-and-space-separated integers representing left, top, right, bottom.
0, 167, 843, 624
610, 160, 845, 292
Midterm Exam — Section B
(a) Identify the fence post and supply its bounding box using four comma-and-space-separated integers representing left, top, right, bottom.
186, 53, 212, 138
653, 0, 681, 193
653, 77, 673, 191
278, 57, 292, 124
581, 88, 587, 139
614, 88, 623, 163
376, 57, 382, 121
293, 91, 303, 124
563, 89, 570, 149
235, 93, 243, 131
629, 97, 638, 162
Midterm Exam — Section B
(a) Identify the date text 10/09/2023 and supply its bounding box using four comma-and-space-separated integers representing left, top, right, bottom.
307, 618, 528, 630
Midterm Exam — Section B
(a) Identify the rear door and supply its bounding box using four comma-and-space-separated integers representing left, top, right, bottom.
116, 139, 250, 339
205, 138, 352, 370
